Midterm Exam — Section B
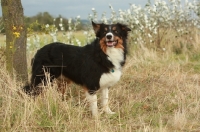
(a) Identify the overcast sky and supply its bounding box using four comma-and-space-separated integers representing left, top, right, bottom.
0, 0, 192, 19
0, 0, 149, 19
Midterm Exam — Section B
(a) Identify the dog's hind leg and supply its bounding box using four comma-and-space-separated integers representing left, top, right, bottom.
29, 73, 45, 96
28, 66, 50, 96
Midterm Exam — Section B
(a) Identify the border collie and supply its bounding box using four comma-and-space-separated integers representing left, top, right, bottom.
23, 21, 131, 116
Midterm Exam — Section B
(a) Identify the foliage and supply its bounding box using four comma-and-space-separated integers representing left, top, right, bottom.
26, 15, 83, 50
25, 12, 83, 31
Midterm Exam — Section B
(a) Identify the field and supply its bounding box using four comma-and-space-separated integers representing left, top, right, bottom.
1, 1, 200, 130
0, 29, 200, 131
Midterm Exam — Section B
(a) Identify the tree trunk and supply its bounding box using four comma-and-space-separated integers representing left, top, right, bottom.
1, 0, 28, 82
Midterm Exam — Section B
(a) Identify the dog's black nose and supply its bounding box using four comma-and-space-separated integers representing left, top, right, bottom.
106, 35, 112, 39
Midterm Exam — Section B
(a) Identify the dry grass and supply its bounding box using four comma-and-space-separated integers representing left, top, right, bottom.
1, 31, 200, 131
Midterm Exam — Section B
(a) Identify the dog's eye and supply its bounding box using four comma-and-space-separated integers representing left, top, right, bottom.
115, 30, 118, 33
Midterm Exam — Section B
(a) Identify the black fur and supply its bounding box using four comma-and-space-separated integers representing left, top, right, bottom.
23, 22, 131, 96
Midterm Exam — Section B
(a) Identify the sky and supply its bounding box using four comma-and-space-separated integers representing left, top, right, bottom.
0, 0, 148, 19
0, 0, 195, 19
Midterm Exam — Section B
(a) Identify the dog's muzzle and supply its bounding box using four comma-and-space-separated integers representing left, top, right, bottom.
105, 33, 118, 47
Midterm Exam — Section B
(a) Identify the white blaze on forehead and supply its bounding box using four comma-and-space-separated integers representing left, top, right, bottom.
106, 32, 113, 36
106, 25, 114, 39
109, 25, 112, 31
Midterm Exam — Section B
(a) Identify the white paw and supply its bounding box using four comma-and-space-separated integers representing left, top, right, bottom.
104, 108, 116, 115
106, 111, 116, 115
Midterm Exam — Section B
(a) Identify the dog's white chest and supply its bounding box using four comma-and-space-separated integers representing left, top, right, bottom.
99, 69, 122, 88
99, 47, 124, 88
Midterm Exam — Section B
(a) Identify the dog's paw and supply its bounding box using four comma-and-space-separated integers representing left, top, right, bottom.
104, 107, 116, 115
106, 111, 116, 115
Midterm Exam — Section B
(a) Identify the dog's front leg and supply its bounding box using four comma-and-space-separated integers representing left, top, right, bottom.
101, 88, 115, 114
85, 91, 98, 116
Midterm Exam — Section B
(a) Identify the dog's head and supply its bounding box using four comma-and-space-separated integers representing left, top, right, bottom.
92, 21, 131, 53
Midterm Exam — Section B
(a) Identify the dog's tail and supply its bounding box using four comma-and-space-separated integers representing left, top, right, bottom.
23, 84, 32, 95
23, 83, 42, 96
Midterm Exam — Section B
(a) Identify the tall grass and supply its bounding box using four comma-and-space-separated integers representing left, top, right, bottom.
1, 30, 200, 131
1, 0, 200, 131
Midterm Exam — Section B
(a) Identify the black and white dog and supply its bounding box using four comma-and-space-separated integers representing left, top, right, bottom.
23, 21, 131, 116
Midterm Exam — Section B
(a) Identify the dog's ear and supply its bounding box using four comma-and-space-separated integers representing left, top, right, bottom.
92, 21, 101, 35
117, 23, 131, 32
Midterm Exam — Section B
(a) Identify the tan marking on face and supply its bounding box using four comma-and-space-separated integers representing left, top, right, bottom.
100, 36, 124, 53
100, 37, 107, 54
114, 36, 124, 49
105, 27, 108, 31
122, 27, 125, 30
112, 26, 117, 30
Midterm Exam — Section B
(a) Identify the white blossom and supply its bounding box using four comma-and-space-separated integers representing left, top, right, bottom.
60, 18, 63, 22
68, 18, 72, 24
45, 24, 49, 28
